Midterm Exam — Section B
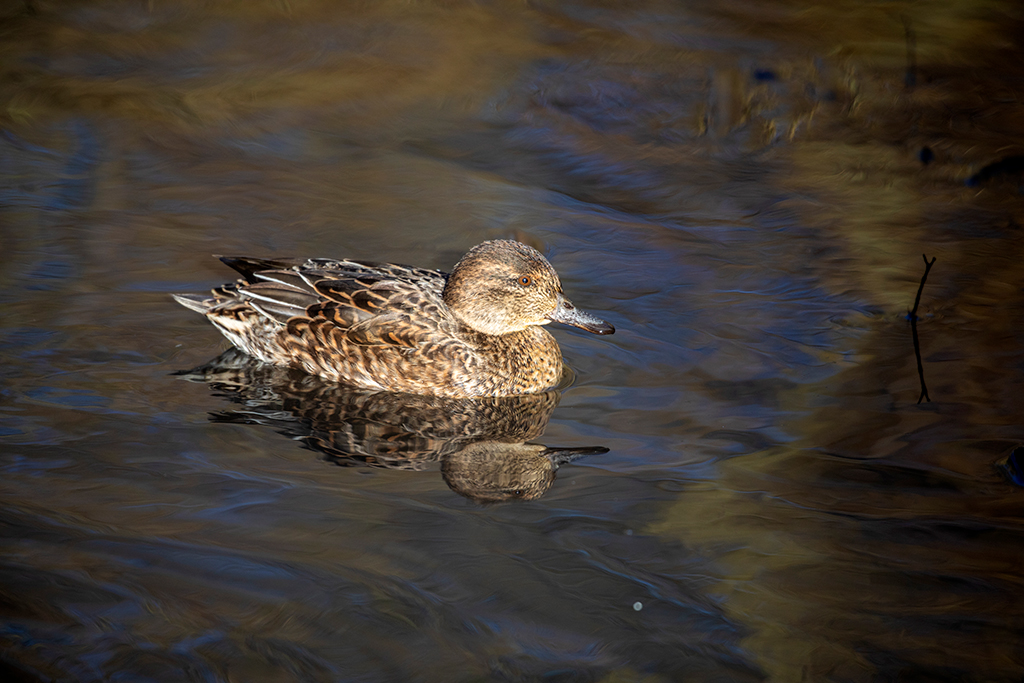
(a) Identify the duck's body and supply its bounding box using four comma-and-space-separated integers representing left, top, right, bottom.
173, 240, 613, 398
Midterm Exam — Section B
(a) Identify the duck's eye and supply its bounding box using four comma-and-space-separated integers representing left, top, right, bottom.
518, 275, 532, 286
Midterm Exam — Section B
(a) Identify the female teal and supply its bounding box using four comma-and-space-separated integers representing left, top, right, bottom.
174, 240, 614, 397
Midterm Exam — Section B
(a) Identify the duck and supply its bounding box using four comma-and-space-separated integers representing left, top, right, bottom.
173, 240, 614, 397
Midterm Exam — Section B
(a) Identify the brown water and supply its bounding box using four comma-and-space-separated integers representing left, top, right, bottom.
2, 1, 1024, 681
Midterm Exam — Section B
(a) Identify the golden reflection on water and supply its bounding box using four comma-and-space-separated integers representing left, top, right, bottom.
1, 0, 1023, 681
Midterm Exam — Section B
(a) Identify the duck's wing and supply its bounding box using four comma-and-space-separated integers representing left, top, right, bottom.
217, 256, 456, 348
221, 256, 446, 297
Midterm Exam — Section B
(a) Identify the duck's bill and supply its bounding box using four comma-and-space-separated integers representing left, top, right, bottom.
548, 296, 615, 335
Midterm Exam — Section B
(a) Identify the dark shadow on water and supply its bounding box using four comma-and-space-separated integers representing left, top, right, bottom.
997, 446, 1024, 487
175, 349, 608, 503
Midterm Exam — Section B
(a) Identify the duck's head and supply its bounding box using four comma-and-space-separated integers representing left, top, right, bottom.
443, 240, 615, 337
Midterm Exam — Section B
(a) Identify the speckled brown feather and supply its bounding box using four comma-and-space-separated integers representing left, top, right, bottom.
173, 241, 612, 397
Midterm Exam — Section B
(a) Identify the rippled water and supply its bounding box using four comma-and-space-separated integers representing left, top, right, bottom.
2, 1, 1024, 681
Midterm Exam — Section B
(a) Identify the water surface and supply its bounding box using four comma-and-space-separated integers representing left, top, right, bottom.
2, 1, 1023, 681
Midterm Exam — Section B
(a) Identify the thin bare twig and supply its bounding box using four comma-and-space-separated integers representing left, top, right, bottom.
909, 254, 936, 403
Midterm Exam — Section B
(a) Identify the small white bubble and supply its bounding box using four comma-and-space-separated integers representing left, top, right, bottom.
625, 529, 633, 536
633, 601, 642, 611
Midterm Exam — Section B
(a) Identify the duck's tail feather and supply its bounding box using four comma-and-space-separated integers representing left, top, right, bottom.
219, 256, 304, 282
172, 293, 216, 314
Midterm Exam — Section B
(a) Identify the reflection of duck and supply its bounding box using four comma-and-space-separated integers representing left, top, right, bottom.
177, 350, 607, 502
442, 442, 604, 503
173, 240, 614, 398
